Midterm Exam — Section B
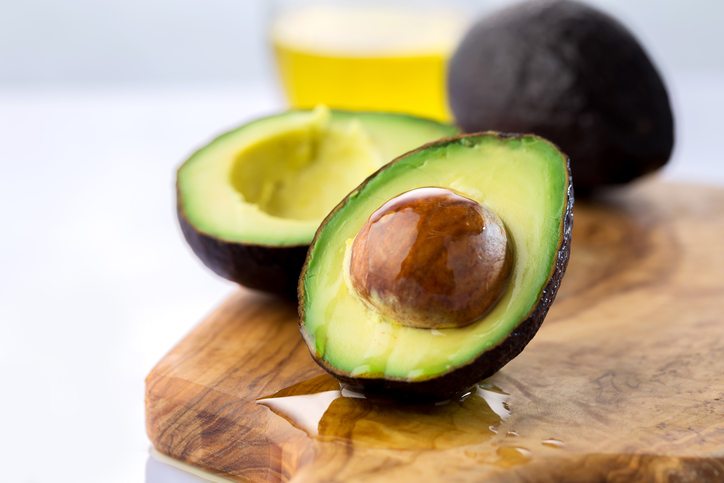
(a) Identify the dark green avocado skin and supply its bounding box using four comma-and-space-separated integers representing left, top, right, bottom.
178, 202, 306, 300
448, 0, 673, 193
300, 133, 574, 402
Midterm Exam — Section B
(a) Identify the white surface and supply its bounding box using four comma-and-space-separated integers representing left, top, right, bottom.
0, 72, 722, 482
147, 449, 232, 483
0, 83, 278, 482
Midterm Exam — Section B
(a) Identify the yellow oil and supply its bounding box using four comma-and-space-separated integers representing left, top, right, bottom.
271, 6, 465, 121
257, 374, 503, 450
274, 45, 451, 121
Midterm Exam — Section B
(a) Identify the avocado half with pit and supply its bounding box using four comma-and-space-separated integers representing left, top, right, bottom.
299, 133, 573, 400
177, 107, 457, 298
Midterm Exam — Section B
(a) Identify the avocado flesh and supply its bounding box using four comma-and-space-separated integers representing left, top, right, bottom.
177, 107, 457, 297
300, 134, 571, 393
178, 107, 457, 246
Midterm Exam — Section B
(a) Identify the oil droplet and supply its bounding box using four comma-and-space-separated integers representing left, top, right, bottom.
478, 381, 509, 394
541, 438, 565, 449
339, 385, 366, 399
257, 375, 340, 436
476, 382, 511, 420
506, 430, 519, 437
496, 446, 532, 467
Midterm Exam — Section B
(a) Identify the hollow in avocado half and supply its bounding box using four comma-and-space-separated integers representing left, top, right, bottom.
299, 133, 573, 400
177, 107, 457, 298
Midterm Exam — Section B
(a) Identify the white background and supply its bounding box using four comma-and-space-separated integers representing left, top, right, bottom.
1, 1, 722, 482
2, 0, 723, 86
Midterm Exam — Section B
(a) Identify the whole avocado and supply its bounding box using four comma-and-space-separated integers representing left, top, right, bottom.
447, 0, 674, 192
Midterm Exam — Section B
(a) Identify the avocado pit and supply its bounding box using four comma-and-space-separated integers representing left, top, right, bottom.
349, 187, 513, 329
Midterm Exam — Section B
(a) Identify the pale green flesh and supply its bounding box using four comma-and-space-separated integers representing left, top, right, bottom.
177, 107, 457, 246
302, 135, 568, 381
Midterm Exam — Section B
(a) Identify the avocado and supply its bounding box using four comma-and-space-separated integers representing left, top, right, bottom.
299, 132, 573, 400
447, 0, 674, 192
177, 107, 457, 298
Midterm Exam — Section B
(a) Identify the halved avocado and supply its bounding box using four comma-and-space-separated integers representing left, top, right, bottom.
299, 133, 573, 400
177, 107, 457, 298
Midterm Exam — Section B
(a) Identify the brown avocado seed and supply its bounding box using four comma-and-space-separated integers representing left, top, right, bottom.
349, 187, 513, 329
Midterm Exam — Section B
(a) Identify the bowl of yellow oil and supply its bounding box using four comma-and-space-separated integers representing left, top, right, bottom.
271, 3, 466, 121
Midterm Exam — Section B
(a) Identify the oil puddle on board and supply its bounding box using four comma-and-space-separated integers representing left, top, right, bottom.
258, 374, 513, 451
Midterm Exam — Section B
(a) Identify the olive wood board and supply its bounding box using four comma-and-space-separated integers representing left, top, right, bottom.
146, 180, 724, 482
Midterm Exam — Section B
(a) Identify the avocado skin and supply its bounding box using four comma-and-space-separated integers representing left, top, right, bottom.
178, 201, 306, 300
299, 133, 574, 401
448, 0, 673, 193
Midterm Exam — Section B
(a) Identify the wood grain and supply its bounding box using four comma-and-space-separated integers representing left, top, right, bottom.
146, 181, 724, 482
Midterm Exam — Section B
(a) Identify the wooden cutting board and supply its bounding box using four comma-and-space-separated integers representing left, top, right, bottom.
146, 180, 724, 482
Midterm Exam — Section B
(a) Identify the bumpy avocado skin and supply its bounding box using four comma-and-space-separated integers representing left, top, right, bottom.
178, 200, 307, 300
299, 133, 574, 401
448, 0, 673, 193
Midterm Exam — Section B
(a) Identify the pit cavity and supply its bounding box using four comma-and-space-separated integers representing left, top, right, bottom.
230, 108, 380, 221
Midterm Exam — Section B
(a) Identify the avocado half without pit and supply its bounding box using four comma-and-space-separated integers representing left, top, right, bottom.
176, 107, 457, 298
299, 133, 573, 400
